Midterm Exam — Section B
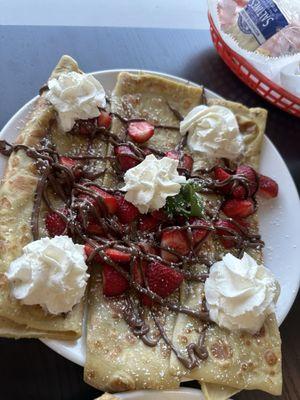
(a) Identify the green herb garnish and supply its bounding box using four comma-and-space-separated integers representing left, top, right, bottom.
164, 181, 204, 219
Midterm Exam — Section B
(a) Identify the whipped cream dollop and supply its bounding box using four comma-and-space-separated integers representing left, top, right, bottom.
180, 105, 243, 160
6, 236, 89, 315
46, 71, 106, 132
205, 252, 280, 333
122, 154, 186, 213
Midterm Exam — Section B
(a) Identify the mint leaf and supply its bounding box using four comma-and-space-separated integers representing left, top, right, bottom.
164, 182, 204, 219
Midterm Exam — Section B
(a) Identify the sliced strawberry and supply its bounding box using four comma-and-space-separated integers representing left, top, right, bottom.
114, 145, 140, 172
232, 165, 258, 199
89, 186, 118, 214
85, 221, 104, 235
165, 150, 194, 174
138, 215, 158, 232
176, 215, 188, 225
105, 248, 131, 263
189, 217, 210, 246
59, 156, 82, 178
132, 259, 147, 285
59, 156, 76, 169
222, 198, 255, 219
214, 166, 232, 194
127, 121, 155, 143
146, 261, 184, 298
151, 209, 168, 221
258, 174, 279, 198
102, 263, 129, 296
77, 119, 97, 135
161, 229, 190, 262
132, 260, 153, 306
84, 243, 103, 263
138, 242, 158, 256
116, 195, 139, 224
45, 209, 67, 237
214, 220, 242, 249
97, 111, 112, 129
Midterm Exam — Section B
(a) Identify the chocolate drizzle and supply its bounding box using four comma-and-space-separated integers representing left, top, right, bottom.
0, 100, 264, 370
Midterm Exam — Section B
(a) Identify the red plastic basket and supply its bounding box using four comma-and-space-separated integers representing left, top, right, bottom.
208, 12, 300, 118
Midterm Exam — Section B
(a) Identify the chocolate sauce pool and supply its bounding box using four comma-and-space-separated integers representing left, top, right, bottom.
0, 103, 263, 370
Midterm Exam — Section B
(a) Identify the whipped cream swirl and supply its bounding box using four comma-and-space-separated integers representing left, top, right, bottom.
122, 154, 186, 213
205, 252, 280, 333
6, 236, 89, 315
180, 105, 243, 160
46, 71, 106, 132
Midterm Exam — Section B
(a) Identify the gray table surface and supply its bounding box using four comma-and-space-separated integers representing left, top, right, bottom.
0, 26, 299, 400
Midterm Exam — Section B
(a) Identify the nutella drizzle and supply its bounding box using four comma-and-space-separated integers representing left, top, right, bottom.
0, 99, 264, 370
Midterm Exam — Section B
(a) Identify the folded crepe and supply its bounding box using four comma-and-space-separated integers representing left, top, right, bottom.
84, 73, 282, 397
0, 55, 107, 339
170, 99, 282, 396
84, 72, 203, 391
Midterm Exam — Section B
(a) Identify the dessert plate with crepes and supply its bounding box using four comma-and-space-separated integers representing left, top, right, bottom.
0, 56, 299, 400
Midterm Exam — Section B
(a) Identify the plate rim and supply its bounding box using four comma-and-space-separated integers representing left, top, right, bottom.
1, 68, 299, 368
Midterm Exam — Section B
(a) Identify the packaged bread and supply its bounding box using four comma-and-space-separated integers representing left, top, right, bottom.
218, 0, 300, 55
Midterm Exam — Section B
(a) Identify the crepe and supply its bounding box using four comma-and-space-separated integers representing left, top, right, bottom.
0, 55, 100, 339
85, 73, 281, 397
170, 99, 282, 396
84, 72, 203, 391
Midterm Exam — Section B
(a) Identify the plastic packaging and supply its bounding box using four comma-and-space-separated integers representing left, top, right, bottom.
208, 0, 300, 114
219, 0, 300, 55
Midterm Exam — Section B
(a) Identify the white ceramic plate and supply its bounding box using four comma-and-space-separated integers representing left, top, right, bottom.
1, 69, 299, 368
115, 388, 206, 399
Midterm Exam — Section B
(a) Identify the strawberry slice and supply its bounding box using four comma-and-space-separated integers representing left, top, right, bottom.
85, 221, 103, 235
97, 111, 112, 129
222, 198, 255, 219
116, 195, 139, 224
258, 174, 279, 198
161, 229, 190, 262
84, 243, 103, 263
132, 260, 153, 306
132, 259, 147, 285
138, 215, 158, 232
214, 220, 242, 249
151, 209, 168, 221
232, 165, 258, 199
89, 186, 118, 214
127, 121, 155, 143
189, 217, 210, 246
165, 150, 194, 174
102, 263, 129, 296
77, 119, 97, 135
105, 248, 131, 263
59, 156, 76, 169
45, 209, 67, 237
214, 166, 232, 194
146, 261, 184, 298
138, 242, 158, 256
59, 156, 82, 178
114, 145, 140, 172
